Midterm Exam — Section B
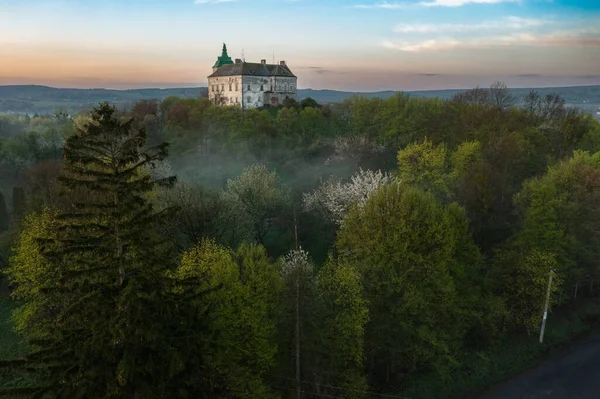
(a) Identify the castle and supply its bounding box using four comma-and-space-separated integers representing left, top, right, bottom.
207, 44, 297, 110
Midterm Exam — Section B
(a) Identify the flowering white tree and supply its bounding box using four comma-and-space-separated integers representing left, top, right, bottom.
281, 248, 314, 278
303, 168, 391, 226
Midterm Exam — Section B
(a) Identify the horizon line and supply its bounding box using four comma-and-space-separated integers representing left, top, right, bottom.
1, 83, 599, 93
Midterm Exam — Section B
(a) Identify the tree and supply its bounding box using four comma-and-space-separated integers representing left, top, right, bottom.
491, 247, 559, 333
11, 186, 26, 223
6, 208, 60, 337
278, 248, 321, 399
397, 138, 451, 198
300, 97, 321, 110
451, 86, 489, 105
326, 136, 385, 166
489, 81, 515, 110
283, 97, 300, 110
303, 168, 390, 226
0, 190, 8, 232
336, 183, 482, 385
157, 181, 225, 250
486, 150, 600, 333
172, 240, 280, 398
222, 163, 291, 246
2, 102, 206, 398
318, 257, 369, 398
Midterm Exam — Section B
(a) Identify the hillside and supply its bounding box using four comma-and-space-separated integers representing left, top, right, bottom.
1, 84, 599, 116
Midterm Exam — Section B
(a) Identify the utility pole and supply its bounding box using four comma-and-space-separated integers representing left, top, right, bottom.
539, 269, 554, 344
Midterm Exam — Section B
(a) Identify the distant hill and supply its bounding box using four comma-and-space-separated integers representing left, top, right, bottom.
1, 84, 599, 117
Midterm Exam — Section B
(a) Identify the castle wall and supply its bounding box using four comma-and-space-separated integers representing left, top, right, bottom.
208, 76, 243, 107
209, 73, 297, 109
241, 75, 270, 109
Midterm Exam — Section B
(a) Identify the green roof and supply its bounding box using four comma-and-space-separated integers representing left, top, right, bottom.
212, 43, 234, 68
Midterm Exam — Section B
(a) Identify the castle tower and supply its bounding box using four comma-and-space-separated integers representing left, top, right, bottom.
212, 43, 234, 72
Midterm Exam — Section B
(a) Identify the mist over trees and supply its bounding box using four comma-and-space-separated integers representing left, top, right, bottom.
1, 82, 600, 398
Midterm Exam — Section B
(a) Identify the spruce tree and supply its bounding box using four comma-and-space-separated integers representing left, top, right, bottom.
1, 102, 209, 398
0, 190, 8, 232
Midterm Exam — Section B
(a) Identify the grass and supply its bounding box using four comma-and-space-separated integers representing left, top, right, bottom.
394, 297, 600, 399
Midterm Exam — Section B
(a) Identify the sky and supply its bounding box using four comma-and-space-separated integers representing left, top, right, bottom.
0, 0, 599, 91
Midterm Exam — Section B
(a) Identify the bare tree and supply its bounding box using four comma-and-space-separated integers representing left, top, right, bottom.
452, 86, 490, 105
489, 81, 515, 110
212, 91, 228, 106
326, 135, 385, 165
522, 90, 566, 122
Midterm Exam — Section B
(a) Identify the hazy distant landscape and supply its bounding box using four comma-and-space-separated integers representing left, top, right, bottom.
1, 84, 599, 117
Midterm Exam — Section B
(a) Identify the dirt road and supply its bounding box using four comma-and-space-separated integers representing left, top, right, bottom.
481, 333, 600, 399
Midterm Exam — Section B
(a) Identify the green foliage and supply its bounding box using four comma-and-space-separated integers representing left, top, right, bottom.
222, 163, 291, 247
173, 240, 280, 398
300, 97, 321, 110
10, 188, 25, 224
397, 298, 600, 399
491, 150, 600, 331
336, 183, 482, 386
1, 102, 212, 398
450, 140, 482, 179
1, 86, 600, 398
0, 191, 8, 232
6, 208, 60, 337
397, 138, 451, 198
277, 249, 322, 394
157, 181, 225, 250
318, 257, 369, 398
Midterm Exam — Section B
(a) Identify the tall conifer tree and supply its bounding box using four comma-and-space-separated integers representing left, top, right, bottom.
0, 190, 8, 232
2, 102, 209, 398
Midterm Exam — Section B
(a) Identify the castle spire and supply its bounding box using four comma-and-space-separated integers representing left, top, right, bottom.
213, 42, 234, 69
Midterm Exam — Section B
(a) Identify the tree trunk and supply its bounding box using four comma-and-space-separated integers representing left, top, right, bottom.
115, 193, 124, 285
295, 278, 301, 399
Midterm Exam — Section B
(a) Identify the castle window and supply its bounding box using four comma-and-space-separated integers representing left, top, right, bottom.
229, 84, 232, 91
235, 84, 239, 91
247, 96, 251, 103
221, 84, 224, 91
247, 85, 250, 91
211, 85, 215, 92
235, 97, 238, 104
260, 84, 264, 91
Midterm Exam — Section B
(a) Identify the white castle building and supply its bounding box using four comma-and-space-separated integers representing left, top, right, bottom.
207, 44, 297, 110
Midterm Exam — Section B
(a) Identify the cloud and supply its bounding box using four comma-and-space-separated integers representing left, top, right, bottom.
296, 66, 349, 75
194, 0, 239, 4
383, 29, 600, 52
354, 0, 520, 8
419, 0, 522, 6
353, 1, 410, 9
394, 16, 550, 33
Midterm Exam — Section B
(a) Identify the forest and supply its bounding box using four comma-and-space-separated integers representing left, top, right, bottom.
1, 82, 600, 398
